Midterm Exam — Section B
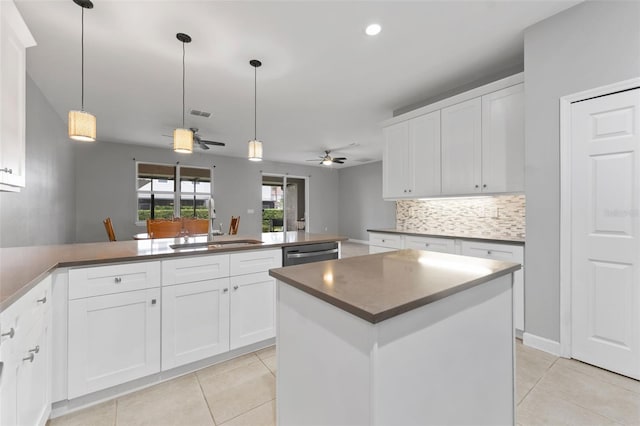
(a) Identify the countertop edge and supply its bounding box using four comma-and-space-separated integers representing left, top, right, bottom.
367, 229, 525, 245
270, 261, 521, 324
1, 233, 348, 313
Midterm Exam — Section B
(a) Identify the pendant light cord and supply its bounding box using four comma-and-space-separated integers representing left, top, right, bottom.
182, 41, 186, 128
81, 7, 85, 111
254, 65, 257, 140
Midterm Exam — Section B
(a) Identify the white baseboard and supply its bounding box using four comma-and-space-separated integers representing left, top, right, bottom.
523, 332, 561, 356
345, 239, 369, 245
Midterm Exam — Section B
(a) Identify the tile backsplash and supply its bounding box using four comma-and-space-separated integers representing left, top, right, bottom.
396, 195, 525, 240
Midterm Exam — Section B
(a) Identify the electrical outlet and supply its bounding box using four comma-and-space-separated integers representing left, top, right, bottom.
247, 209, 255, 214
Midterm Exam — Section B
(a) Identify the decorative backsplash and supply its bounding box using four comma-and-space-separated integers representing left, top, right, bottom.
396, 195, 525, 240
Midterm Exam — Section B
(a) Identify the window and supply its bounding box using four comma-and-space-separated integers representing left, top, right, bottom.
136, 162, 212, 222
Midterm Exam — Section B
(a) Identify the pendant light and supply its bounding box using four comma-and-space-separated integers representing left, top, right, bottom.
68, 0, 96, 142
173, 33, 193, 154
248, 59, 263, 161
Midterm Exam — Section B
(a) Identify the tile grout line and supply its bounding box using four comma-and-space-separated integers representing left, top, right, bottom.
217, 398, 276, 426
113, 399, 118, 426
195, 371, 218, 426
516, 353, 560, 407
531, 357, 626, 425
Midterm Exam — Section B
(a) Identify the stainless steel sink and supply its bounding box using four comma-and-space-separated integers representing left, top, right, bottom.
170, 239, 263, 250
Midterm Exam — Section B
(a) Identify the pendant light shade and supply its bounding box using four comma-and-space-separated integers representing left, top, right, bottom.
248, 59, 263, 161
248, 140, 263, 161
174, 33, 193, 154
69, 0, 96, 142
173, 128, 194, 154
68, 110, 96, 141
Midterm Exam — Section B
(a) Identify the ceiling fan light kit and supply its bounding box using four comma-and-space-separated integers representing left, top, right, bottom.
248, 59, 263, 162
68, 0, 96, 142
174, 32, 193, 154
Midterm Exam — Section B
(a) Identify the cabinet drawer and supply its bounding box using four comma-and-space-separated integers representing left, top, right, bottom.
404, 236, 456, 254
0, 276, 51, 350
368, 233, 403, 249
69, 261, 160, 300
230, 249, 281, 276
460, 241, 523, 263
162, 254, 230, 285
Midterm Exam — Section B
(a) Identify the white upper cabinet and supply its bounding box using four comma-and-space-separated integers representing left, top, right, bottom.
381, 74, 524, 199
383, 111, 441, 199
481, 84, 525, 193
0, 1, 36, 192
441, 98, 482, 195
382, 121, 410, 198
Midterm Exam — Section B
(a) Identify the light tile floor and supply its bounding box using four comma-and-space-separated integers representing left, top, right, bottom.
49, 243, 640, 426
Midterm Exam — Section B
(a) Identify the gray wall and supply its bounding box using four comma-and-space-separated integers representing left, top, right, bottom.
337, 161, 396, 240
524, 1, 640, 342
0, 76, 76, 248
74, 142, 339, 243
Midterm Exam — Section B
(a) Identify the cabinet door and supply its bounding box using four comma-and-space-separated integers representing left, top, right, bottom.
68, 288, 161, 398
481, 84, 524, 193
404, 236, 455, 254
16, 320, 50, 426
460, 241, 524, 331
0, 1, 35, 191
230, 272, 275, 350
161, 279, 230, 370
441, 98, 482, 195
382, 121, 410, 198
410, 111, 441, 197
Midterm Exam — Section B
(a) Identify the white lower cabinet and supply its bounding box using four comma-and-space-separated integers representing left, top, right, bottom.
0, 276, 52, 426
67, 288, 161, 399
461, 241, 524, 331
368, 232, 403, 254
403, 235, 456, 254
230, 272, 276, 350
161, 278, 230, 370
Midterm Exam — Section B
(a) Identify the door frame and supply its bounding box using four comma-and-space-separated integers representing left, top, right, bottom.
261, 173, 310, 232
559, 77, 640, 358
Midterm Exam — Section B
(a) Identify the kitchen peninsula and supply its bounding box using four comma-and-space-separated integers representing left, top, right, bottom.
270, 249, 520, 425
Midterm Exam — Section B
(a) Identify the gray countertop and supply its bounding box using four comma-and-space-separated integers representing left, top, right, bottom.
367, 228, 525, 244
269, 249, 521, 324
0, 232, 347, 312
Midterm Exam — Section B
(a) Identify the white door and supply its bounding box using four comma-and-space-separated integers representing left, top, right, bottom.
230, 272, 276, 350
161, 278, 230, 370
571, 88, 640, 379
68, 288, 161, 398
441, 98, 482, 195
410, 111, 441, 197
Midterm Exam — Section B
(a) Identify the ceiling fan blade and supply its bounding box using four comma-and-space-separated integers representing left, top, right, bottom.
200, 140, 226, 147
332, 157, 347, 161
198, 141, 210, 150
333, 160, 345, 164
162, 134, 172, 138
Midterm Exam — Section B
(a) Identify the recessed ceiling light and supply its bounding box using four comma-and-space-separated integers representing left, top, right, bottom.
365, 23, 381, 36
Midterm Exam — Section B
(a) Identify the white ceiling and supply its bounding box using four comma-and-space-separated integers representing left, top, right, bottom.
16, 0, 579, 168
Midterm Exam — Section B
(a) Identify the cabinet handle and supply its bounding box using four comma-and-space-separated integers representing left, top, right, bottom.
483, 184, 487, 189
114, 277, 122, 283
22, 353, 35, 363
475, 185, 479, 189
425, 243, 430, 247
151, 299, 157, 305
233, 285, 239, 291
37, 296, 47, 304
223, 288, 228, 293
381, 239, 386, 243
1, 328, 15, 339
408, 189, 412, 193
0, 168, 12, 174
487, 250, 492, 255
29, 345, 40, 354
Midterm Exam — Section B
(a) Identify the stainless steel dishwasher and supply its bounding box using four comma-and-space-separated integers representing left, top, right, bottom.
282, 242, 339, 266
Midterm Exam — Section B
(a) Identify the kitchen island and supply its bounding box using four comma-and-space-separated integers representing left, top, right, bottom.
269, 249, 521, 426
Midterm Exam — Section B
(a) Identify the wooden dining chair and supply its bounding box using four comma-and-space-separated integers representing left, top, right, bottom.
103, 217, 116, 242
229, 216, 240, 235
147, 219, 182, 238
182, 218, 209, 235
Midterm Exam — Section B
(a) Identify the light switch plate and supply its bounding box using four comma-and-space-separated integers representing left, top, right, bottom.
247, 209, 255, 214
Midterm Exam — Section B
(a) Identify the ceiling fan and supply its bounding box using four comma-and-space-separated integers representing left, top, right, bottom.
163, 128, 225, 150
307, 150, 347, 165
